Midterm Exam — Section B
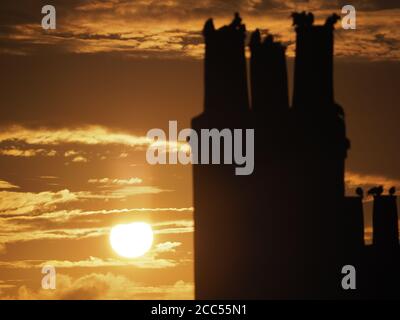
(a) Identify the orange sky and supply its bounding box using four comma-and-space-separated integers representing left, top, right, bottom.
0, 0, 399, 299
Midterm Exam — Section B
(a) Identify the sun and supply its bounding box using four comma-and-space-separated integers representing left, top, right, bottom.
110, 222, 153, 258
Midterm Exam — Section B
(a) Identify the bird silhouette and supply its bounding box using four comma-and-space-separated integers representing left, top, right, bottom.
325, 13, 340, 27
291, 12, 300, 26
306, 12, 314, 26
291, 11, 313, 28
389, 186, 396, 196
367, 185, 384, 197
355, 187, 364, 198
230, 12, 242, 29
250, 29, 261, 48
203, 18, 215, 36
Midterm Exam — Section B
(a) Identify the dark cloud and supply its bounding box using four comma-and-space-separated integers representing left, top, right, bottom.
0, 0, 398, 59
374, 33, 400, 52
54, 32, 136, 41
337, 0, 400, 11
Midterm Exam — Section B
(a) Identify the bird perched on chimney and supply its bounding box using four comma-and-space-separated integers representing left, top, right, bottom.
306, 12, 314, 25
367, 186, 384, 197
356, 187, 364, 198
389, 186, 396, 196
291, 11, 312, 28
230, 12, 242, 29
250, 29, 261, 48
203, 18, 215, 37
325, 13, 340, 27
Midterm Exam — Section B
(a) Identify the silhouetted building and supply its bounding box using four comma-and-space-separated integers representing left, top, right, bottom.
192, 12, 400, 299
293, 19, 334, 108
343, 196, 365, 250
373, 195, 399, 248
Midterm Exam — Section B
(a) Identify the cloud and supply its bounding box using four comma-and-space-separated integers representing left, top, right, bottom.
0, 280, 16, 289
21, 207, 193, 221
0, 0, 398, 60
0, 189, 78, 216
154, 241, 182, 253
0, 201, 193, 245
151, 220, 195, 235
345, 171, 400, 190
0, 186, 168, 217
0, 126, 185, 153
0, 125, 151, 147
64, 151, 91, 163
64, 150, 79, 157
78, 186, 167, 199
71, 155, 88, 163
0, 225, 111, 244
154, 226, 194, 235
88, 177, 143, 186
0, 241, 185, 270
0, 148, 57, 157
337, 0, 400, 11
0, 180, 19, 189
0, 218, 193, 245
4, 272, 193, 300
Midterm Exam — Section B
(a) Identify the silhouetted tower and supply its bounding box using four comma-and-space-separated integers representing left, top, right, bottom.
248, 29, 294, 298
290, 12, 349, 216
372, 194, 399, 248
193, 14, 253, 299
363, 191, 400, 299
250, 31, 289, 113
292, 12, 337, 108
289, 12, 350, 298
291, 12, 349, 196
203, 13, 249, 112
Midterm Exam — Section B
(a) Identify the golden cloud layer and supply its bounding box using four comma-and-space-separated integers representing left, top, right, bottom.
0, 194, 193, 253
0, 126, 187, 161
88, 177, 143, 186
2, 272, 193, 300
0, 148, 57, 157
0, 180, 19, 190
0, 1, 399, 60
345, 171, 400, 192
0, 125, 151, 147
0, 218, 193, 247
0, 189, 78, 216
0, 241, 185, 270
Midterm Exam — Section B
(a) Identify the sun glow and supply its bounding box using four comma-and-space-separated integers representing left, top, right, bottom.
110, 222, 153, 258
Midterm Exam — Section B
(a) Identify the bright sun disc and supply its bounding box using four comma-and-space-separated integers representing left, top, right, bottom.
110, 222, 153, 258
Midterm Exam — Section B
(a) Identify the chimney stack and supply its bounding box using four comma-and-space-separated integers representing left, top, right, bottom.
373, 195, 399, 248
203, 13, 249, 113
343, 196, 365, 250
292, 12, 338, 109
250, 31, 289, 114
